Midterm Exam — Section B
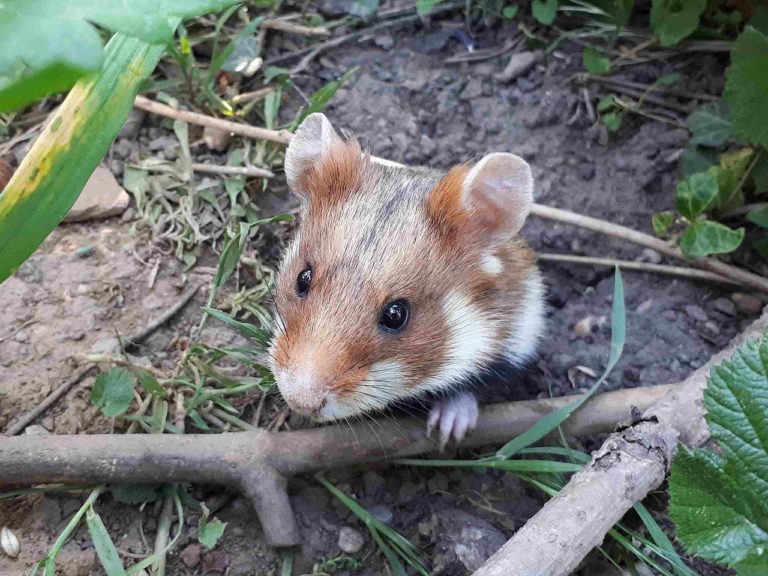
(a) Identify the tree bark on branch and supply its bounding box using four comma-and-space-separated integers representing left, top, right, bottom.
0, 384, 672, 547
473, 310, 767, 576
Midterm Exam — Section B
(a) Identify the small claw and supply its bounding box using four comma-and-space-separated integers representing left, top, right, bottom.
425, 393, 479, 450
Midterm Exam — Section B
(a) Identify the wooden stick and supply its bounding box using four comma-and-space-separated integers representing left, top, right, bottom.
474, 310, 767, 576
0, 384, 676, 547
530, 203, 768, 294
538, 252, 739, 286
133, 95, 292, 145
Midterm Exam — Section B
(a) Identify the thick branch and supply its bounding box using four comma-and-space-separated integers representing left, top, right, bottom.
473, 310, 767, 576
0, 384, 672, 547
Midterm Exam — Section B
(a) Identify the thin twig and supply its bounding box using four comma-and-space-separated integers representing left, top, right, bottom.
538, 253, 739, 286
586, 75, 717, 102
152, 492, 174, 576
134, 95, 292, 145
123, 282, 203, 346
530, 203, 768, 293
190, 163, 274, 178
262, 18, 329, 36
3, 365, 96, 436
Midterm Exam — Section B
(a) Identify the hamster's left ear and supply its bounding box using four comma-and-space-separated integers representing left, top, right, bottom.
284, 112, 362, 202
429, 152, 533, 243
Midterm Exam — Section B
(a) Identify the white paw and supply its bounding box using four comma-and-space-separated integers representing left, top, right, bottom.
426, 392, 479, 449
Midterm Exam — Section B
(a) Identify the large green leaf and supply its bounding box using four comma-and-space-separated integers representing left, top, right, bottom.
0, 34, 164, 284
0, 0, 238, 111
680, 220, 744, 258
725, 27, 768, 150
669, 332, 768, 572
675, 171, 719, 220
687, 101, 733, 147
650, 0, 706, 46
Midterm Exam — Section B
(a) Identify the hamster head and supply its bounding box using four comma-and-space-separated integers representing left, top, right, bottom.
269, 113, 540, 421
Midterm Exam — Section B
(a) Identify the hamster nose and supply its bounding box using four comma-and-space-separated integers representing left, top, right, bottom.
288, 395, 328, 415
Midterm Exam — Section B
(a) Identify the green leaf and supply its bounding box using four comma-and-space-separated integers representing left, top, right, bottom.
86, 507, 128, 576
753, 154, 768, 194
532, 0, 559, 25
601, 111, 622, 132
748, 205, 768, 229
687, 101, 733, 147
669, 331, 768, 570
0, 35, 165, 284
709, 148, 755, 210
110, 485, 161, 505
198, 517, 227, 550
652, 211, 675, 236
496, 268, 624, 459
135, 370, 166, 398
680, 145, 717, 177
263, 65, 290, 84
655, 73, 682, 86
675, 171, 719, 220
725, 27, 768, 149
203, 307, 271, 346
349, 0, 379, 20
502, 4, 519, 19
293, 68, 358, 128
680, 220, 744, 258
650, 0, 706, 46
416, 0, 443, 16
0, 0, 239, 112
90, 368, 135, 417
582, 47, 610, 75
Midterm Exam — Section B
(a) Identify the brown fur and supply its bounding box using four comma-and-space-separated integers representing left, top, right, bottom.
296, 138, 365, 210
271, 141, 540, 418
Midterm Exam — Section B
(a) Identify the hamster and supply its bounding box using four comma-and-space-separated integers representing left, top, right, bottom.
269, 113, 545, 447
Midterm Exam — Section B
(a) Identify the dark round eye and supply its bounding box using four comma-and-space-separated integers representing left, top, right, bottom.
296, 266, 312, 297
380, 299, 409, 333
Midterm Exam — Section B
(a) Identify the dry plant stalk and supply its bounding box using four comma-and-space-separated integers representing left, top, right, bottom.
474, 310, 767, 576
0, 385, 673, 547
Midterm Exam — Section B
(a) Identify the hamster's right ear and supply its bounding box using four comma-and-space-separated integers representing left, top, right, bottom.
284, 113, 362, 201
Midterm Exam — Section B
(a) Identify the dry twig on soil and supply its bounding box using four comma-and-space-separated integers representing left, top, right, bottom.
0, 384, 674, 546
473, 310, 767, 576
538, 253, 738, 286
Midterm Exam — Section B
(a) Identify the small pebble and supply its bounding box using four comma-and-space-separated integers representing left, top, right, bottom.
180, 544, 201, 569
76, 246, 94, 258
636, 299, 654, 315
368, 505, 394, 524
574, 316, 595, 337
203, 126, 231, 152
684, 304, 708, 323
712, 297, 736, 317
577, 163, 595, 181
639, 248, 662, 264
731, 292, 763, 315
338, 527, 366, 554
23, 425, 50, 436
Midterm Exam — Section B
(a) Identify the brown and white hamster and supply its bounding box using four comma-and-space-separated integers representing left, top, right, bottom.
269, 113, 545, 446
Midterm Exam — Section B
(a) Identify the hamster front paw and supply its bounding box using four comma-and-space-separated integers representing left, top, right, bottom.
426, 392, 479, 449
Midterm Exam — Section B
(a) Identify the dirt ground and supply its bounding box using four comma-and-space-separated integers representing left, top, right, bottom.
0, 11, 755, 576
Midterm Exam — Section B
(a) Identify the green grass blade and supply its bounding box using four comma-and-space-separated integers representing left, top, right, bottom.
86, 507, 128, 576
41, 487, 104, 576
609, 528, 678, 576
517, 446, 592, 463
0, 33, 167, 283
395, 458, 582, 473
371, 529, 408, 576
496, 267, 625, 459
626, 505, 698, 576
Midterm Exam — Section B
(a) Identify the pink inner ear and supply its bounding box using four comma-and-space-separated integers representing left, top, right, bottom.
464, 153, 533, 239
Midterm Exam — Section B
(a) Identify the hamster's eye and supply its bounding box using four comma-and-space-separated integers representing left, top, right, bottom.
296, 266, 312, 297
380, 299, 409, 333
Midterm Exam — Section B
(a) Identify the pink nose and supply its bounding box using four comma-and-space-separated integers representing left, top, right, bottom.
286, 395, 327, 415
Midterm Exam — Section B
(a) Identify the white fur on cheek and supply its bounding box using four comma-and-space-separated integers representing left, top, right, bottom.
480, 252, 503, 276
504, 271, 546, 364
419, 291, 496, 393
317, 359, 409, 421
